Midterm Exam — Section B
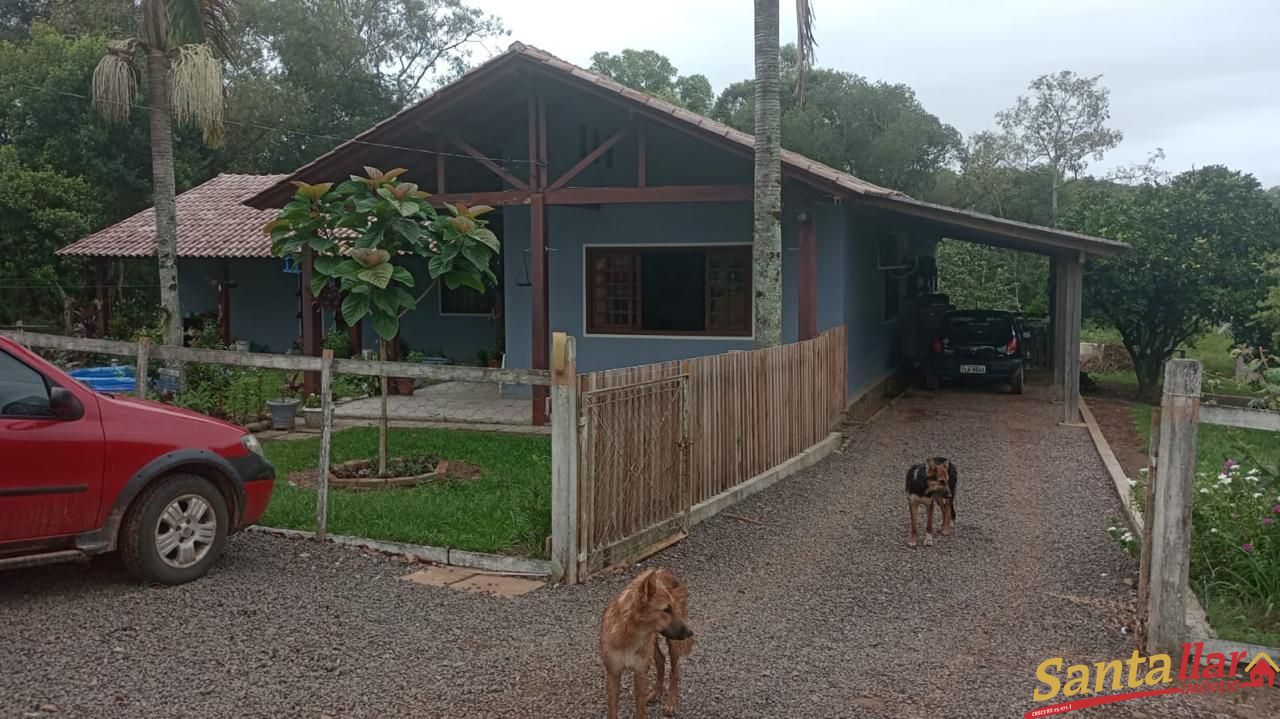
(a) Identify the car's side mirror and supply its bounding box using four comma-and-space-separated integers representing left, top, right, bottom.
49, 386, 84, 421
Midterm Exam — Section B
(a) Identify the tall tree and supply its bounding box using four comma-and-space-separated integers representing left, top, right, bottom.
0, 24, 212, 224
222, 0, 505, 172
998, 71, 1123, 224
1065, 166, 1280, 400
0, 147, 102, 328
90, 0, 236, 348
753, 0, 814, 348
589, 49, 712, 113
712, 48, 959, 198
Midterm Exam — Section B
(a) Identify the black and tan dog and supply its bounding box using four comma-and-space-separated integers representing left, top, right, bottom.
905, 457, 957, 547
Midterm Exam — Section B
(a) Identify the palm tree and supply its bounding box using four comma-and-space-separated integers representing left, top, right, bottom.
91, 1, 235, 348
753, 0, 815, 348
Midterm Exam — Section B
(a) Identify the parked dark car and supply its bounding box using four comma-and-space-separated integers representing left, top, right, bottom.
0, 336, 275, 584
926, 310, 1028, 394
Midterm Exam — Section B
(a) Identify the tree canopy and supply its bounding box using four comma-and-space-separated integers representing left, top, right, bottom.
589, 49, 713, 114
709, 46, 960, 198
1064, 166, 1280, 399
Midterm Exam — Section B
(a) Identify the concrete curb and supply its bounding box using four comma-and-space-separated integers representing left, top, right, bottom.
246, 526, 551, 576
690, 432, 841, 526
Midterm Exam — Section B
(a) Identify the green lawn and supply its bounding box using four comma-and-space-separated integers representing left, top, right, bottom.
259, 427, 552, 557
1131, 404, 1280, 646
1087, 330, 1256, 398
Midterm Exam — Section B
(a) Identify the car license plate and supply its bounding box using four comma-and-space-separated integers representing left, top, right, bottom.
960, 364, 986, 375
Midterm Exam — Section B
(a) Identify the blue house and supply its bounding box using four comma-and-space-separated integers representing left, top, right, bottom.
63, 43, 1124, 424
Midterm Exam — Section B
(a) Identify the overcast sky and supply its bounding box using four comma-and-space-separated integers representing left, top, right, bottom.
473, 0, 1280, 187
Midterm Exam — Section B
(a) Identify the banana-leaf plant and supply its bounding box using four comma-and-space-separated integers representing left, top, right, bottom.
265, 166, 499, 342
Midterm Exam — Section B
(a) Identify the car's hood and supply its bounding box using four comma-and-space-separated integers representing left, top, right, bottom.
100, 394, 247, 433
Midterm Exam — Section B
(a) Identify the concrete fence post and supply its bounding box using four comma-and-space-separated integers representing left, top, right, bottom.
550, 332, 579, 584
1146, 359, 1201, 653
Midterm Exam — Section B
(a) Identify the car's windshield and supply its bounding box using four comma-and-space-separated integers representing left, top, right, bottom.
942, 315, 1013, 344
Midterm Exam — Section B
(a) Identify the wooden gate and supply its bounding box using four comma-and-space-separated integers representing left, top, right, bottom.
577, 375, 690, 576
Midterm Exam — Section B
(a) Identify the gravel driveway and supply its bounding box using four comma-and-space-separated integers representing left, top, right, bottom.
2, 387, 1272, 718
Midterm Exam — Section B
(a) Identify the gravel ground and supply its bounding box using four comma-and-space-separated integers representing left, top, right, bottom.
2, 386, 1274, 718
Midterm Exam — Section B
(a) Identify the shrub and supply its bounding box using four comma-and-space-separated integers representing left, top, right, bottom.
1131, 460, 1280, 607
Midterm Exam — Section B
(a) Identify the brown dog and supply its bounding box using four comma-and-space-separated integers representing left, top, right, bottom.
905, 457, 958, 547
600, 568, 695, 718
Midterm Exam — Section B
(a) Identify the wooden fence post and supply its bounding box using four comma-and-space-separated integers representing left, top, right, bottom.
315, 349, 335, 542
1136, 406, 1161, 651
550, 332, 579, 584
134, 337, 150, 398
1146, 359, 1201, 653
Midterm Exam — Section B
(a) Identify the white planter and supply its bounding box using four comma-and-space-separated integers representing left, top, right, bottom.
302, 406, 323, 428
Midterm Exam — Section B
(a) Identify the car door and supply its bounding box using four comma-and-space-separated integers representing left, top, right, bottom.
0, 348, 105, 542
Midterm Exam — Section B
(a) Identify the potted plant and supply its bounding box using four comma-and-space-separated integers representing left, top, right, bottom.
267, 373, 304, 430
390, 351, 422, 396
476, 349, 490, 367
301, 393, 323, 428
488, 341, 503, 368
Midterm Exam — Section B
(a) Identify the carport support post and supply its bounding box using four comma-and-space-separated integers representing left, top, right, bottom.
1058, 254, 1084, 424
1145, 359, 1201, 653
315, 349, 335, 542
549, 332, 579, 584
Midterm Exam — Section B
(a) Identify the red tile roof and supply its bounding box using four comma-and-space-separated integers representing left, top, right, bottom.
57, 174, 287, 258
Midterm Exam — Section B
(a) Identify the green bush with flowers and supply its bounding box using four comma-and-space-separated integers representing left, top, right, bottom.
1127, 455, 1280, 644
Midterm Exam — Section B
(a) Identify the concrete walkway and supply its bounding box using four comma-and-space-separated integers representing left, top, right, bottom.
333, 380, 530, 425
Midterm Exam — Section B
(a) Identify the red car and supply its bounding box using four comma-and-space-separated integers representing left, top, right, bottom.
0, 336, 275, 584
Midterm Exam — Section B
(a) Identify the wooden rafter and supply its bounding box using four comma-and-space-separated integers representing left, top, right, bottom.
637, 119, 647, 188
547, 125, 631, 191
546, 185, 752, 205
427, 190, 531, 208
450, 137, 529, 191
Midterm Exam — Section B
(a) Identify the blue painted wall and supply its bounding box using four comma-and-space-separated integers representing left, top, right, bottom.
357, 256, 499, 361
178, 258, 297, 353
176, 257, 495, 359
492, 83, 928, 399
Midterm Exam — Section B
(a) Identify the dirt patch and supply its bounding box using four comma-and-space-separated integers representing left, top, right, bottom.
286, 459, 483, 490
1087, 398, 1150, 480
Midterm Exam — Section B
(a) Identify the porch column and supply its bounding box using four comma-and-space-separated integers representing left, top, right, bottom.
797, 210, 817, 341
531, 193, 549, 425
529, 84, 550, 426
1049, 256, 1064, 400
217, 259, 232, 345
93, 258, 111, 337
1057, 253, 1084, 424
300, 249, 322, 394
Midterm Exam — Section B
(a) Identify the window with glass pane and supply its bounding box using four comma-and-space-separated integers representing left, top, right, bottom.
586, 246, 751, 336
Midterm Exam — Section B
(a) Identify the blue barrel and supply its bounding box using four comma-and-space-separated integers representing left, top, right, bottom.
68, 365, 137, 393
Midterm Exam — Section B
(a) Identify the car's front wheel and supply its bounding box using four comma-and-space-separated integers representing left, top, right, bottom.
120, 474, 229, 585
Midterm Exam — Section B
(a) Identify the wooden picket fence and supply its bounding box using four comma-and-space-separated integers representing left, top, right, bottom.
574, 326, 847, 573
